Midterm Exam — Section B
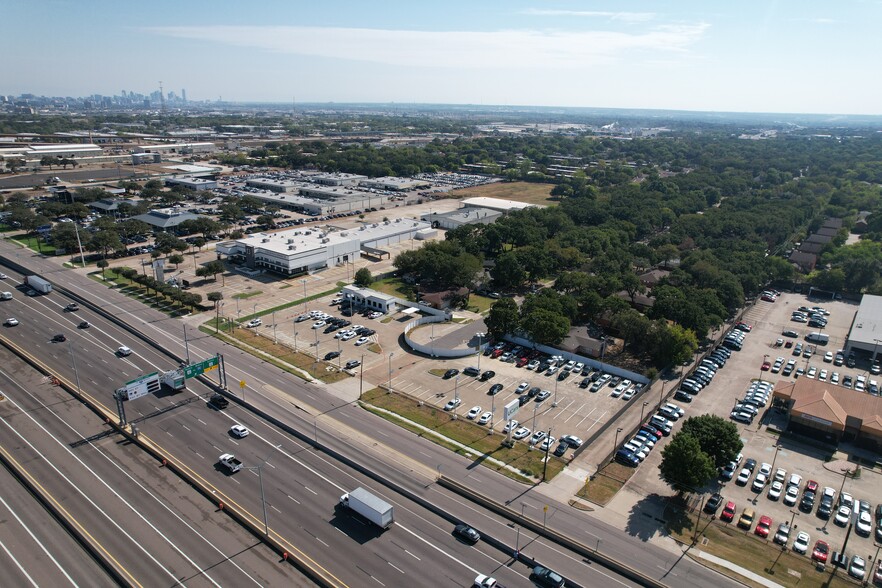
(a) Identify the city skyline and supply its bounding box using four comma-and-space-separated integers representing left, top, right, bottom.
3, 0, 881, 115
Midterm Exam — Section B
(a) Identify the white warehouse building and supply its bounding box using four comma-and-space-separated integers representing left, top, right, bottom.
217, 219, 431, 276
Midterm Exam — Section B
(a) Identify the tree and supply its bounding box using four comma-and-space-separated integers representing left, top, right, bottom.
97, 259, 109, 280
659, 432, 717, 493
88, 230, 123, 260
196, 260, 226, 284
621, 272, 645, 303
485, 298, 520, 339
490, 251, 526, 291
168, 253, 185, 268
520, 308, 570, 346
678, 414, 743, 468
354, 267, 374, 287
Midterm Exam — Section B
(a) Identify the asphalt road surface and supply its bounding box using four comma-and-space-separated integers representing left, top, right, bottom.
0, 167, 142, 190
0, 243, 742, 588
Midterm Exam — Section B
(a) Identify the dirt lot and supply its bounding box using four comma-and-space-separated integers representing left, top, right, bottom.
448, 181, 558, 206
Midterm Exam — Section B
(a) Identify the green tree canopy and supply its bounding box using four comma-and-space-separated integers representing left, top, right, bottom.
678, 414, 744, 468
659, 432, 717, 493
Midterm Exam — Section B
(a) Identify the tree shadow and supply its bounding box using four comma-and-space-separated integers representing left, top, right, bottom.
625, 493, 690, 542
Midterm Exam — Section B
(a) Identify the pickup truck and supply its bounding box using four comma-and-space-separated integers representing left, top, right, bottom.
218, 453, 242, 473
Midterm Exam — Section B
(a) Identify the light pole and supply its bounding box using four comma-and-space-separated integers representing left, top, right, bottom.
243, 445, 280, 536
490, 389, 496, 431
358, 353, 365, 400
452, 374, 460, 419
614, 427, 623, 452
272, 311, 277, 344
552, 377, 559, 408
476, 332, 484, 372
68, 342, 82, 395
293, 331, 298, 352
542, 427, 553, 480
531, 400, 538, 434
641, 401, 649, 422
301, 278, 308, 306
388, 352, 395, 393
514, 502, 527, 560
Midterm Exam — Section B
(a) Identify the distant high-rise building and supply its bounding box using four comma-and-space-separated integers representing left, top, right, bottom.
181, 88, 187, 104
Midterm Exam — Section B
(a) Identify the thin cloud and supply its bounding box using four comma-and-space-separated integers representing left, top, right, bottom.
522, 9, 657, 23
145, 24, 708, 69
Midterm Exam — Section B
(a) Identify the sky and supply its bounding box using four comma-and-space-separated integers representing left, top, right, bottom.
3, 0, 881, 115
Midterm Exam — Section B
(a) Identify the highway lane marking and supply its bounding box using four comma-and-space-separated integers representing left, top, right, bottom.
0, 535, 40, 588
197, 418, 207, 426
181, 424, 191, 431
404, 550, 420, 560
193, 451, 205, 460
396, 523, 479, 576
270, 505, 282, 514
264, 460, 276, 468
304, 486, 318, 495
0, 492, 78, 587
317, 538, 329, 547
2, 361, 270, 587
287, 495, 301, 505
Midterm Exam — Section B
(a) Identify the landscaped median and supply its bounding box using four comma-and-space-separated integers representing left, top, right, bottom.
360, 387, 566, 483
577, 461, 635, 505
668, 500, 858, 588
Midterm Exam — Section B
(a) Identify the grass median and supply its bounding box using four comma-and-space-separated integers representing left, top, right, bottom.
577, 462, 634, 505
361, 387, 565, 483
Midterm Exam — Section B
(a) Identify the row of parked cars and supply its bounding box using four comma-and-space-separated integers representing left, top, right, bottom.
614, 405, 685, 467
729, 380, 773, 424
675, 344, 733, 403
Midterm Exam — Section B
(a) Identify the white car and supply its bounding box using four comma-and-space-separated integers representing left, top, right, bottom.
516, 382, 530, 393
477, 411, 493, 425
368, 311, 383, 319
792, 531, 810, 554
230, 424, 249, 438
856, 510, 873, 535
473, 574, 498, 588
340, 331, 357, 341
663, 403, 685, 418
824, 351, 834, 362
246, 318, 262, 328
512, 427, 531, 440
752, 473, 768, 492
354, 336, 370, 346
117, 346, 132, 356
818, 369, 828, 381
530, 430, 547, 445
774, 468, 786, 483
759, 462, 772, 477
502, 420, 519, 433
768, 480, 783, 500
834, 506, 852, 526
311, 321, 326, 329
443, 398, 462, 411
4, 317, 19, 326
466, 406, 482, 419
539, 436, 556, 452
783, 485, 799, 506
526, 360, 540, 370
736, 468, 751, 485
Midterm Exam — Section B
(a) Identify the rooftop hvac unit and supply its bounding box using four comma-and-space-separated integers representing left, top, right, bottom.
340, 232, 348, 236
360, 226, 365, 231
287, 239, 294, 244
261, 238, 270, 243
288, 245, 296, 250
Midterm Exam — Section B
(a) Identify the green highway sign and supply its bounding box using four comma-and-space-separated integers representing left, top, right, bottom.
184, 356, 219, 379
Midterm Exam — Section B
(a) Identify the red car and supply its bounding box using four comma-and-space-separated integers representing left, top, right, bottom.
812, 540, 829, 563
516, 356, 529, 367
721, 501, 737, 522
754, 515, 772, 538
761, 361, 771, 371
491, 349, 504, 358
805, 480, 819, 493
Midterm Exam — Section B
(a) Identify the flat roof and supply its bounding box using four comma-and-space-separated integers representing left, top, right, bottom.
849, 294, 882, 347
460, 197, 538, 211
237, 219, 430, 256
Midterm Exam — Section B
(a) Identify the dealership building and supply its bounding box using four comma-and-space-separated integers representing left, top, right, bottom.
216, 219, 431, 275
773, 378, 882, 451
844, 294, 882, 360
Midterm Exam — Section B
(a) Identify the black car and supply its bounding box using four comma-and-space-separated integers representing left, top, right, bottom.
704, 493, 724, 513
799, 491, 816, 512
443, 368, 459, 379
556, 370, 569, 381
324, 351, 341, 360
579, 377, 591, 388
530, 565, 565, 588
452, 523, 480, 544
479, 370, 496, 381
64, 303, 79, 312
553, 442, 568, 457
78, 321, 91, 329
818, 496, 834, 519
674, 390, 693, 402
528, 386, 541, 398
52, 333, 66, 342
518, 395, 530, 406
488, 383, 503, 395
744, 458, 757, 472
210, 394, 229, 409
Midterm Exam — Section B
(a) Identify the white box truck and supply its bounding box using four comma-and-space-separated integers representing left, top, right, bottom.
339, 487, 394, 529
25, 275, 52, 294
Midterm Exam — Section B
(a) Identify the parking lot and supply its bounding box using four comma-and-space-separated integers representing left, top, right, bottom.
389, 343, 654, 458
609, 290, 882, 564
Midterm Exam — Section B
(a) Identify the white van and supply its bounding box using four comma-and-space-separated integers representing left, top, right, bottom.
805, 332, 829, 344
0, 292, 11, 300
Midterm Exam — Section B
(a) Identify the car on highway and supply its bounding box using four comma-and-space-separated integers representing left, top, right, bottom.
512, 427, 531, 440
230, 424, 249, 438
210, 394, 229, 409
454, 524, 480, 544
530, 565, 565, 588
444, 398, 462, 411
52, 333, 66, 342
65, 303, 80, 312
117, 345, 132, 356
4, 317, 20, 327
78, 321, 91, 329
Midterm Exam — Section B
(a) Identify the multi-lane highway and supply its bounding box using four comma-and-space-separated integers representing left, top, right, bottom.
0, 243, 742, 587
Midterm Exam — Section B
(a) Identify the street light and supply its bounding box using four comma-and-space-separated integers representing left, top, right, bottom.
452, 374, 460, 419
542, 427, 553, 480
272, 311, 277, 344
552, 377, 559, 408
614, 427, 623, 452
641, 401, 649, 422
242, 445, 280, 536
476, 332, 484, 372
388, 352, 395, 394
